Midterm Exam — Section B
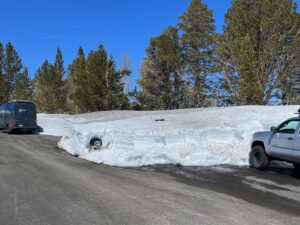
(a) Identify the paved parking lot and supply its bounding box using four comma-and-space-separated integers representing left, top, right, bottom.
1, 133, 300, 225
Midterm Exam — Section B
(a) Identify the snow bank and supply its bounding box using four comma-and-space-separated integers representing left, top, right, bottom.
38, 106, 299, 167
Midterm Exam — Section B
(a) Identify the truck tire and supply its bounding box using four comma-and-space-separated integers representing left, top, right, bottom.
89, 137, 102, 150
249, 145, 270, 170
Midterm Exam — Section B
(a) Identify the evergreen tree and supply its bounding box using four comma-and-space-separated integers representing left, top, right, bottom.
33, 61, 55, 112
34, 48, 67, 113
13, 67, 32, 100
68, 47, 88, 113
83, 44, 129, 112
217, 0, 300, 105
53, 48, 67, 112
3, 42, 23, 101
84, 45, 108, 111
138, 26, 186, 110
178, 0, 216, 107
106, 55, 130, 110
0, 43, 5, 103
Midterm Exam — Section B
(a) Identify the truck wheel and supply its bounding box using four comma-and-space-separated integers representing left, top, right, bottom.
249, 145, 270, 170
89, 137, 102, 150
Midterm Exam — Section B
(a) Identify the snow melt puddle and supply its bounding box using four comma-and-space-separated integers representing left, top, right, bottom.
38, 106, 299, 167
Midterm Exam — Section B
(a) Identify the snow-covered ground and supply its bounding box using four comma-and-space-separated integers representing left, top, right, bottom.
38, 106, 299, 167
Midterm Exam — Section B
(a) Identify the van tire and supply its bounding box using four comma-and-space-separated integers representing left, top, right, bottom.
6, 125, 13, 134
6, 129, 13, 134
249, 145, 270, 170
26, 129, 35, 134
293, 163, 300, 172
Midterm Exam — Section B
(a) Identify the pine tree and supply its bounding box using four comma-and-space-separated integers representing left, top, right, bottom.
68, 47, 88, 113
53, 48, 67, 112
218, 0, 300, 105
178, 0, 216, 107
3, 42, 23, 101
138, 26, 186, 110
68, 45, 129, 113
13, 67, 32, 100
33, 61, 55, 112
0, 42, 5, 103
106, 55, 129, 109
84, 45, 108, 111
84, 44, 129, 111
34, 48, 67, 113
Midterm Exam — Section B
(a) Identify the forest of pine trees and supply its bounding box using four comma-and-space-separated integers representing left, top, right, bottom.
1, 0, 300, 113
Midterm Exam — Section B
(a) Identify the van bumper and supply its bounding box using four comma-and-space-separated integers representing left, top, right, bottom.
13, 124, 37, 130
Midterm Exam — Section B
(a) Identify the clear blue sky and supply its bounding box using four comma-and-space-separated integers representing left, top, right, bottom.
1, 0, 291, 89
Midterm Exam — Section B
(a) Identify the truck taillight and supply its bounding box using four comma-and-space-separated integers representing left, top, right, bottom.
12, 117, 16, 126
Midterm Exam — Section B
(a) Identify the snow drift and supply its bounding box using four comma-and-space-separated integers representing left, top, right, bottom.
38, 106, 299, 167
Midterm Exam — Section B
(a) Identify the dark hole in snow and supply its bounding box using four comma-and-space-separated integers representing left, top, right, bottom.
155, 119, 165, 122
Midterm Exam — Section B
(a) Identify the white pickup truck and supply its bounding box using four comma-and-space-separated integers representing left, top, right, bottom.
250, 116, 300, 170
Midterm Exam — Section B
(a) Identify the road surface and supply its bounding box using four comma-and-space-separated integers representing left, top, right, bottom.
1, 133, 300, 225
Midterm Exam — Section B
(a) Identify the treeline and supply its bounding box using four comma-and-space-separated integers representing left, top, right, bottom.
1, 0, 300, 113
0, 44, 130, 113
137, 0, 300, 109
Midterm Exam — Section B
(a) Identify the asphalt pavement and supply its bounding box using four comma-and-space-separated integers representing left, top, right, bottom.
0, 133, 300, 225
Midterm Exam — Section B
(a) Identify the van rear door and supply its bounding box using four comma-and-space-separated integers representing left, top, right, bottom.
15, 103, 37, 128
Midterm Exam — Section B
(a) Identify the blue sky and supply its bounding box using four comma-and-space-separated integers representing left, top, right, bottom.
1, 0, 294, 89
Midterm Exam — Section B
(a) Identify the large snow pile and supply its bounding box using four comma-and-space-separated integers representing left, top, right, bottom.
38, 106, 299, 167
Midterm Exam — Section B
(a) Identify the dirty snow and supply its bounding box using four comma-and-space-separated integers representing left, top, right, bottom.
37, 106, 299, 167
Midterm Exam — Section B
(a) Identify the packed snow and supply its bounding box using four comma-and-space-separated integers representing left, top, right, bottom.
38, 106, 299, 167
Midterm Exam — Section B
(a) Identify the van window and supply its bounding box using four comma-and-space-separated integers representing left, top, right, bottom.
15, 103, 36, 117
6, 104, 13, 114
0, 104, 5, 114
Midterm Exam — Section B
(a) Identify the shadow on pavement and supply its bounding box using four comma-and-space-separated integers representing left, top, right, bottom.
136, 162, 300, 217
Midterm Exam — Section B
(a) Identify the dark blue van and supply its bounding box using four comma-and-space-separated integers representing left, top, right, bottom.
0, 101, 37, 134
